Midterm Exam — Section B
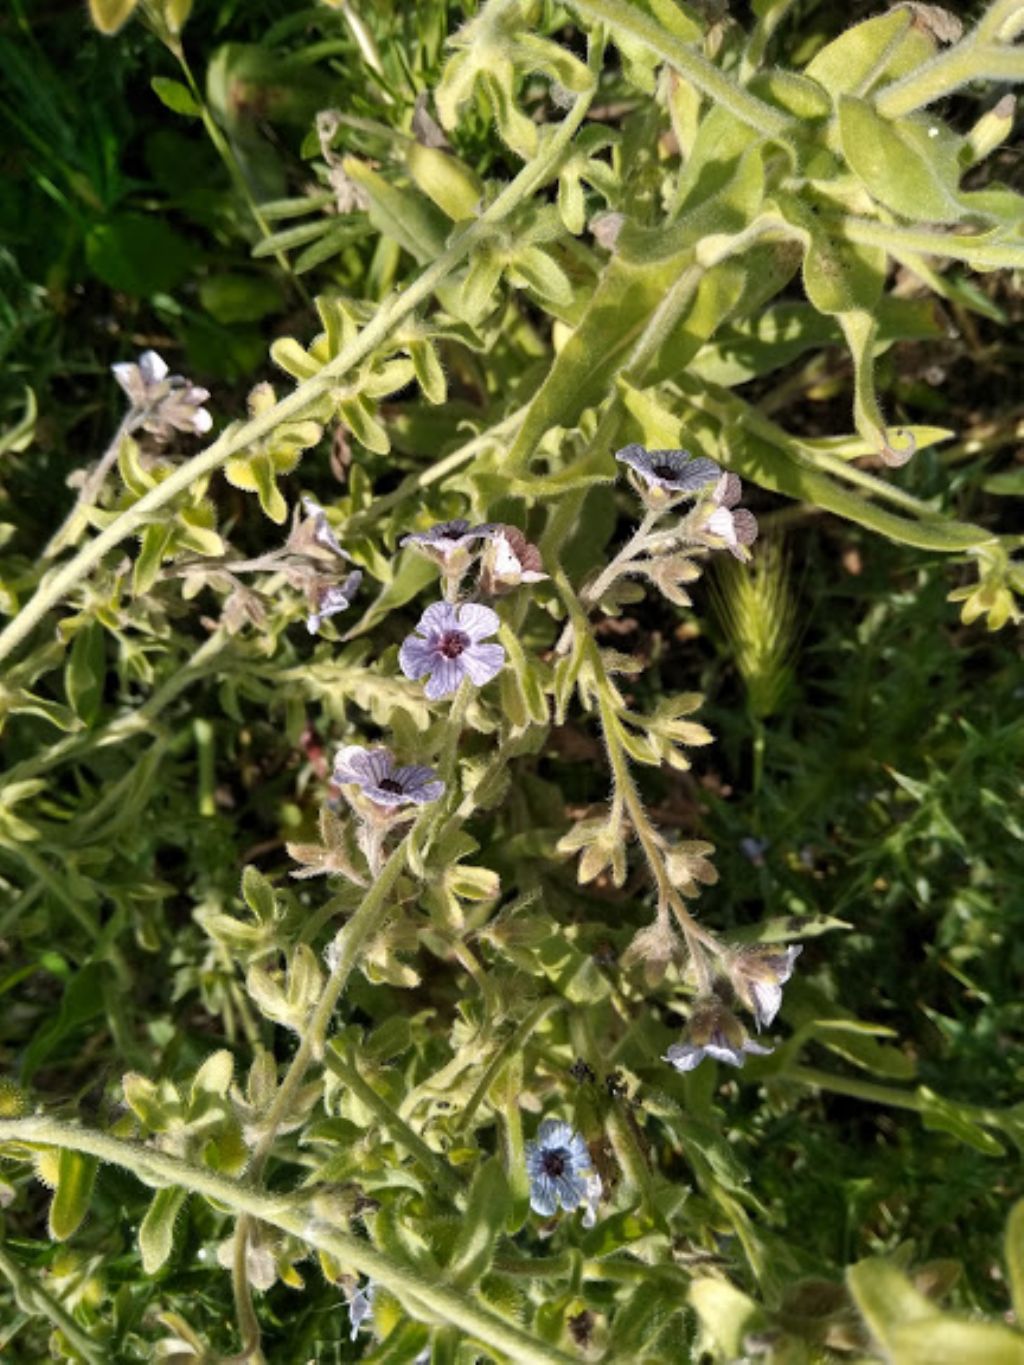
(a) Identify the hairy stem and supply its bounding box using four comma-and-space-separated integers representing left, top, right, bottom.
0, 86, 594, 669
0, 1240, 105, 1365
0, 1118, 577, 1365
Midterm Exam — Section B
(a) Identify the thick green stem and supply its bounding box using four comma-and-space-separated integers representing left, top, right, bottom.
875, 31, 1024, 120
0, 87, 594, 670
0, 1118, 577, 1365
843, 217, 1024, 273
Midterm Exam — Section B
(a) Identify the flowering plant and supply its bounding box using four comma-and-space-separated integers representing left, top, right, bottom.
0, 2, 1023, 1362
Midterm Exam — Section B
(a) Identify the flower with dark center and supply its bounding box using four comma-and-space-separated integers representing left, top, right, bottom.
663, 997, 773, 1072
399, 601, 505, 700
400, 519, 496, 561
111, 349, 212, 440
306, 570, 362, 634
729, 943, 802, 1031
332, 746, 444, 808
614, 443, 720, 497
524, 1119, 593, 1217
700, 472, 759, 560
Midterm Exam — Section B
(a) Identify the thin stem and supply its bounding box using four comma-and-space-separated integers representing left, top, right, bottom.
232, 831, 414, 1358
582, 507, 660, 608
0, 1118, 577, 1365
323, 1050, 464, 1197
42, 413, 138, 560
874, 32, 1024, 120
0, 1240, 105, 1365
568, 0, 791, 138
0, 86, 594, 669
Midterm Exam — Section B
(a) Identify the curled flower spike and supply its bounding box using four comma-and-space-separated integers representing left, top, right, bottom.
663, 997, 773, 1072
615, 443, 720, 499
525, 1119, 593, 1217
729, 944, 802, 1031
701, 473, 758, 560
111, 349, 212, 439
400, 519, 496, 561
399, 601, 505, 700
306, 570, 362, 634
333, 746, 445, 807
480, 524, 548, 593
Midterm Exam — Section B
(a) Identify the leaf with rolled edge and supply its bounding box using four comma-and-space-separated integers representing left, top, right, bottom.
917, 1087, 1005, 1157
49, 1149, 98, 1240
139, 1186, 188, 1273
690, 1278, 765, 1361
88, 0, 138, 33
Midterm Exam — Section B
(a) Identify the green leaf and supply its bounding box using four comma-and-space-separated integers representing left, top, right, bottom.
150, 76, 200, 117
199, 274, 284, 324
917, 1087, 1005, 1157
88, 0, 137, 33
838, 97, 963, 224
342, 157, 449, 265
241, 866, 277, 924
448, 1158, 510, 1285
690, 1277, 764, 1360
85, 214, 198, 296
804, 10, 913, 95
139, 1186, 188, 1273
133, 522, 175, 597
405, 143, 482, 222
65, 621, 106, 727
48, 1150, 98, 1240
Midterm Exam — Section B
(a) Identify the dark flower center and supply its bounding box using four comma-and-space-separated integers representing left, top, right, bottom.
438, 630, 468, 659
541, 1149, 567, 1178
377, 777, 404, 794
652, 463, 679, 480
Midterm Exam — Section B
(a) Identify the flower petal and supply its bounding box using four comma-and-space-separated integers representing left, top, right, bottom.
528, 1178, 559, 1217
423, 657, 465, 699
459, 641, 505, 687
138, 350, 169, 384
663, 1043, 706, 1072
456, 602, 501, 641
399, 636, 437, 682
418, 600, 460, 637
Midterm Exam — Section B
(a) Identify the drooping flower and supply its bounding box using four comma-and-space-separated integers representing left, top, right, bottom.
399, 601, 505, 700
700, 473, 758, 560
332, 746, 445, 808
299, 496, 348, 560
525, 1119, 594, 1217
615, 444, 720, 499
663, 997, 773, 1072
400, 519, 496, 562
479, 525, 548, 593
111, 349, 212, 439
306, 570, 362, 634
347, 1280, 374, 1340
729, 944, 802, 1031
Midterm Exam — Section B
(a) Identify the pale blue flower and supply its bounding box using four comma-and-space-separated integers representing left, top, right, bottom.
333, 745, 444, 808
664, 998, 773, 1072
525, 1119, 592, 1217
400, 519, 496, 560
399, 601, 505, 700
348, 1280, 374, 1340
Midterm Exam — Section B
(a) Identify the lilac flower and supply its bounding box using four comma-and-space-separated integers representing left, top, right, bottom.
701, 472, 758, 559
729, 944, 802, 1031
399, 602, 505, 700
663, 998, 773, 1072
332, 745, 445, 807
306, 570, 362, 634
525, 1119, 593, 1217
111, 349, 212, 439
615, 444, 720, 497
400, 520, 496, 560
